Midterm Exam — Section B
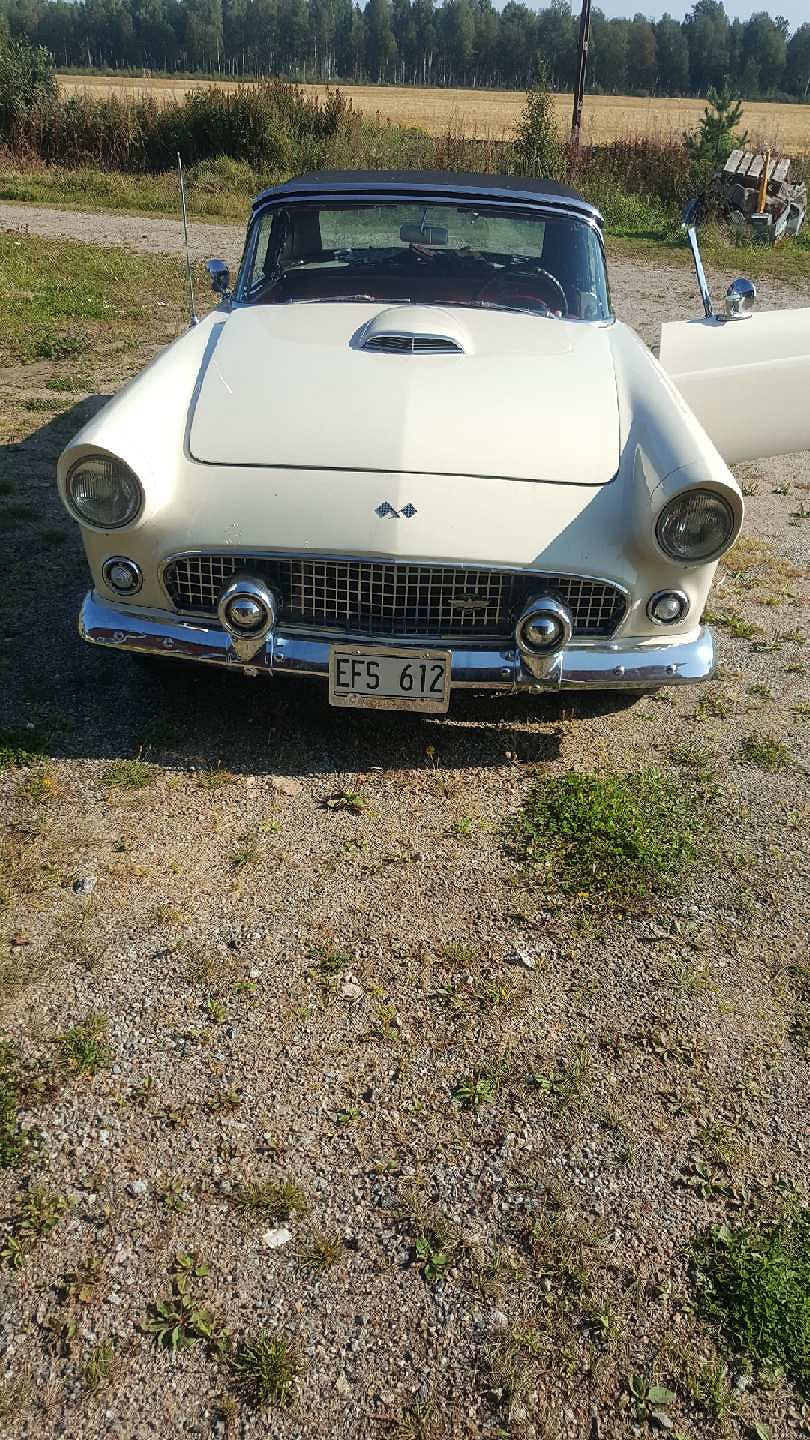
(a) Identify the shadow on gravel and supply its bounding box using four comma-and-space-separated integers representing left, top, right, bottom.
2, 405, 632, 775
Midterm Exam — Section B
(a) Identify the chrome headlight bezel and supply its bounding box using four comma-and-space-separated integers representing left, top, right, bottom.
65, 453, 143, 530
654, 488, 738, 565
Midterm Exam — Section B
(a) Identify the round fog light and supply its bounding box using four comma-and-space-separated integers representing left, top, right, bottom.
524, 616, 564, 649
647, 589, 689, 625
217, 577, 277, 651
102, 557, 142, 594
517, 596, 573, 654
226, 596, 266, 633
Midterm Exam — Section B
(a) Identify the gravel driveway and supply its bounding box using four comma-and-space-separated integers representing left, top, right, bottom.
0, 207, 808, 1440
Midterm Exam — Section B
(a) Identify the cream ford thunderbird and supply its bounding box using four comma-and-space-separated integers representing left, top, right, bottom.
58, 171, 810, 713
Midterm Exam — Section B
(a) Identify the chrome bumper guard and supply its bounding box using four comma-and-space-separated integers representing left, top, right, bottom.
79, 592, 714, 691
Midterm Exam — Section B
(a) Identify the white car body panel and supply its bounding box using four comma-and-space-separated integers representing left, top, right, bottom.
660, 307, 810, 464
188, 303, 621, 484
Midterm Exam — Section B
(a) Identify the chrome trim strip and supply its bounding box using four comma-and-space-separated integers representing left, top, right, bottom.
79, 592, 714, 691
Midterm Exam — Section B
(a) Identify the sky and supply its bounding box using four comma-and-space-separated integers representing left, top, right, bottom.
591, 0, 807, 24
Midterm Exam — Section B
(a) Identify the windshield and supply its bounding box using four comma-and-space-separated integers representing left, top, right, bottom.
239, 200, 611, 322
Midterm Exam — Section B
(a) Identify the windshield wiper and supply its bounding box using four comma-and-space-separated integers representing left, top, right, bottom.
279, 294, 410, 305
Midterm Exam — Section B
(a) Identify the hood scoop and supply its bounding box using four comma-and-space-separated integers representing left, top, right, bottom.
359, 305, 469, 355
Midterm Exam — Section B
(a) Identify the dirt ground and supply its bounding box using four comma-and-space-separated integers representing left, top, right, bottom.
55, 74, 810, 148
0, 212, 808, 1439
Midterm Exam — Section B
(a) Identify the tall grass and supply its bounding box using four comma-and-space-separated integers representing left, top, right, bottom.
6, 79, 806, 273
4, 78, 699, 218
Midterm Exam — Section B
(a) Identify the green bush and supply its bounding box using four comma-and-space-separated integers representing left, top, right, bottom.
0, 35, 56, 142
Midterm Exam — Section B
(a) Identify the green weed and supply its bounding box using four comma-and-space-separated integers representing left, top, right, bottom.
413, 1221, 458, 1282
57, 1014, 110, 1076
1, 1186, 68, 1267
691, 1207, 810, 1394
300, 1231, 343, 1271
83, 1338, 116, 1395
738, 733, 791, 771
513, 770, 703, 903
234, 1177, 308, 1222
452, 1067, 500, 1110
0, 728, 47, 769
228, 1331, 298, 1407
102, 758, 156, 789
143, 1254, 218, 1351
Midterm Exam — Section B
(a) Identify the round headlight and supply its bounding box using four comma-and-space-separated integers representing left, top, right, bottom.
66, 455, 142, 529
655, 489, 736, 563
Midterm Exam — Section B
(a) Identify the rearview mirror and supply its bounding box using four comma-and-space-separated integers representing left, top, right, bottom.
206, 258, 231, 296
400, 223, 449, 247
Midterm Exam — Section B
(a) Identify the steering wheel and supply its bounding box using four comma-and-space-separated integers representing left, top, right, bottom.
476, 267, 568, 317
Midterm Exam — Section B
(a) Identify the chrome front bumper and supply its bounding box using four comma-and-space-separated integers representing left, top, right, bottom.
78, 592, 715, 691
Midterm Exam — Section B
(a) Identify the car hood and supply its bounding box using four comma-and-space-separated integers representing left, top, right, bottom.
188, 303, 620, 486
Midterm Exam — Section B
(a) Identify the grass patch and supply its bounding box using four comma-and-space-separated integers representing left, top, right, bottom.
738, 733, 791, 771
513, 769, 703, 905
299, 1231, 343, 1271
703, 608, 763, 640
234, 1177, 308, 1223
0, 728, 47, 769
102, 757, 156, 790
691, 1207, 810, 1395
83, 1338, 116, 1395
228, 1331, 299, 1407
0, 231, 201, 368
57, 1014, 110, 1076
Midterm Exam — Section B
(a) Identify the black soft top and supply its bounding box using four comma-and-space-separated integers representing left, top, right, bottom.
251, 170, 603, 225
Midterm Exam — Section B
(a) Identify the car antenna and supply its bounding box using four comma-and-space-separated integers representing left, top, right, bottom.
177, 153, 198, 327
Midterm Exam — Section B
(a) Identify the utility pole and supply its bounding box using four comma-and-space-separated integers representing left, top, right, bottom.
570, 0, 592, 151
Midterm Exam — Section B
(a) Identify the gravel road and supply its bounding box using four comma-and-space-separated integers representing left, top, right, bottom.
0, 206, 808, 1440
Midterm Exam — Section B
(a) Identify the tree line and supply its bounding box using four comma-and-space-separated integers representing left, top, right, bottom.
0, 0, 808, 100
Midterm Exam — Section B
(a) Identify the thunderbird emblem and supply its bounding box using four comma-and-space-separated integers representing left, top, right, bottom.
375, 501, 417, 518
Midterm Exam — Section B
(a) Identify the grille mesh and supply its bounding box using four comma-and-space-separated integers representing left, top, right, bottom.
363, 334, 463, 355
163, 555, 626, 640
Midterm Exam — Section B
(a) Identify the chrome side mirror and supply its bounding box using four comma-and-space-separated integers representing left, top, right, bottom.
206, 259, 231, 297
724, 276, 756, 319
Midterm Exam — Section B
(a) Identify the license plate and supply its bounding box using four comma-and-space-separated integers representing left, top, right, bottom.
329, 646, 451, 712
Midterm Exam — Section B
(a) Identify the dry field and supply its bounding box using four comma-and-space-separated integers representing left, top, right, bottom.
0, 228, 809, 1438
57, 73, 810, 148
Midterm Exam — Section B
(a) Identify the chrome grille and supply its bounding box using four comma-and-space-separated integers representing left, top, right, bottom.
163, 555, 627, 640
363, 334, 464, 355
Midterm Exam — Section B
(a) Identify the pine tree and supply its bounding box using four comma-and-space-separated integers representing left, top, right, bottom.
684, 84, 747, 170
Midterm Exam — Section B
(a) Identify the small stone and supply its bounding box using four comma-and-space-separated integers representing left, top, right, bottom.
262, 1227, 292, 1249
127, 1179, 148, 1197
73, 875, 97, 895
504, 948, 535, 970
268, 776, 301, 798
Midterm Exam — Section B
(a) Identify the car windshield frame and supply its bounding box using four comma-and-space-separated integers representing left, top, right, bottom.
234, 192, 613, 324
